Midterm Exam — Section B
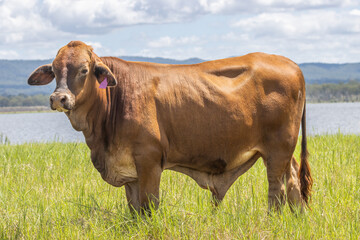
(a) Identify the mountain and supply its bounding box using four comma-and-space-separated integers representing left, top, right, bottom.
299, 62, 360, 84
0, 56, 359, 95
0, 59, 55, 95
120, 56, 204, 65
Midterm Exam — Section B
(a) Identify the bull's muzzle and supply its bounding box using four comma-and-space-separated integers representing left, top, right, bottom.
50, 91, 75, 112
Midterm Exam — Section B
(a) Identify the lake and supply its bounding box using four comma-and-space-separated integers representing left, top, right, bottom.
0, 102, 360, 144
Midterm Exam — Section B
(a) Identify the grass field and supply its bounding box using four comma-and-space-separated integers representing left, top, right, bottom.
0, 134, 359, 239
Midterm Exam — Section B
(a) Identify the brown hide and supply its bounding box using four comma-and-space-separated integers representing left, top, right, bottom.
28, 41, 312, 213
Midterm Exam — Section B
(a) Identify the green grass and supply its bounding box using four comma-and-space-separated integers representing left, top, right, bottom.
0, 134, 359, 239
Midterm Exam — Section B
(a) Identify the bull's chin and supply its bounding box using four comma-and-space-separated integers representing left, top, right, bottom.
57, 108, 69, 113
53, 107, 71, 113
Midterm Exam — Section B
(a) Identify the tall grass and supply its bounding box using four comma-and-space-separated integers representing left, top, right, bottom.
0, 134, 359, 239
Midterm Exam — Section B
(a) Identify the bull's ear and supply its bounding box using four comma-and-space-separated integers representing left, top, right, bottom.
28, 64, 55, 85
94, 61, 117, 87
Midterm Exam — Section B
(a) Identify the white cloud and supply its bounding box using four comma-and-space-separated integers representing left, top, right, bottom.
199, 0, 354, 13
350, 9, 360, 16
85, 41, 103, 52
1, 0, 355, 41
138, 46, 205, 59
148, 36, 200, 48
0, 50, 19, 59
1, 0, 360, 62
148, 37, 173, 48
218, 9, 360, 63
0, 0, 68, 46
83, 41, 126, 56
233, 10, 360, 38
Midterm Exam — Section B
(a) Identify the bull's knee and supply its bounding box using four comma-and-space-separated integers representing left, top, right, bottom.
267, 174, 286, 212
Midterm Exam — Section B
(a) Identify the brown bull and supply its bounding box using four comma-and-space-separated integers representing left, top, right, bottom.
28, 41, 312, 213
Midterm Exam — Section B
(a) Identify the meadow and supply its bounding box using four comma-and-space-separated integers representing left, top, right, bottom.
0, 134, 359, 239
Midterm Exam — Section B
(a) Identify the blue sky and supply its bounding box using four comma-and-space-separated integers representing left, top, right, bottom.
1, 0, 360, 63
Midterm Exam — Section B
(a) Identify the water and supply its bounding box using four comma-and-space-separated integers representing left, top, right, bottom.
0, 102, 359, 144
307, 102, 360, 135
0, 112, 84, 144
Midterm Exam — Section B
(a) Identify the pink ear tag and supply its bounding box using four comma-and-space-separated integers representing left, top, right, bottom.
99, 77, 108, 89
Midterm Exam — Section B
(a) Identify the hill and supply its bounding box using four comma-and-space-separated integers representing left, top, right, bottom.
0, 59, 55, 95
299, 62, 360, 84
0, 56, 359, 95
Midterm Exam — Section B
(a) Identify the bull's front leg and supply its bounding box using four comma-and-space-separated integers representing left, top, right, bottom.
125, 181, 140, 213
131, 145, 163, 214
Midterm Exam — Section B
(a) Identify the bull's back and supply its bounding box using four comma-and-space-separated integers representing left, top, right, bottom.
157, 53, 303, 131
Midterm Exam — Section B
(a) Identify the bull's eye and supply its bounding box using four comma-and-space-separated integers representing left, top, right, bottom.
81, 69, 88, 74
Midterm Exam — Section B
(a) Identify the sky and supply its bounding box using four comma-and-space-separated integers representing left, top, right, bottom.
1, 0, 360, 63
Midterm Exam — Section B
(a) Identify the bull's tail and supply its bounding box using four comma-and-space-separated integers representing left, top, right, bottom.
299, 100, 313, 206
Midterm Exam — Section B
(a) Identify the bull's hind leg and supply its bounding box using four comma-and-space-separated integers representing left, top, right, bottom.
264, 152, 291, 212
285, 156, 304, 212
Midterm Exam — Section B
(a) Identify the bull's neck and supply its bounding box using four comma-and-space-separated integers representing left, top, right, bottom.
67, 84, 122, 150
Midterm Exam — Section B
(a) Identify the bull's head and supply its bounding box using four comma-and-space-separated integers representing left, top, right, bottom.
28, 41, 117, 112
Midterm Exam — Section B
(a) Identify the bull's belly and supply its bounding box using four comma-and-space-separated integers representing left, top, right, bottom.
165, 149, 261, 192
226, 150, 258, 170
164, 149, 259, 174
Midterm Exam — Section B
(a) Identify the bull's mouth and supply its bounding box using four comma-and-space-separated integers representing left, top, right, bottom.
50, 104, 72, 112
56, 107, 69, 112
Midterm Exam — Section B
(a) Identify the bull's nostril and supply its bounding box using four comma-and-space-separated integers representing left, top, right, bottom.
60, 96, 67, 104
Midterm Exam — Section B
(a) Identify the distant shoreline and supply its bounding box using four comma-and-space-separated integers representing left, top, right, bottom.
0, 106, 52, 114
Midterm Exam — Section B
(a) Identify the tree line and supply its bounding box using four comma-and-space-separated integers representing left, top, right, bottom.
0, 94, 49, 107
1, 81, 360, 107
306, 80, 360, 102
